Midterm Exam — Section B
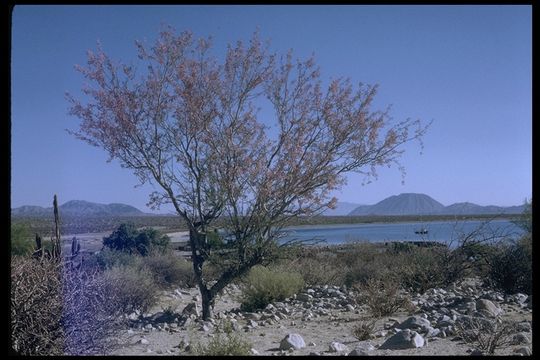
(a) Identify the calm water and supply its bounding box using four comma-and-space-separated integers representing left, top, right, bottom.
279, 219, 525, 248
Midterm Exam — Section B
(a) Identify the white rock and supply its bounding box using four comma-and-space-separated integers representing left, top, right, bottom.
396, 316, 431, 331
137, 338, 149, 345
476, 299, 503, 317
379, 329, 425, 350
411, 332, 425, 348
244, 312, 261, 321
279, 333, 306, 350
348, 341, 375, 356
329, 341, 349, 353
247, 319, 258, 328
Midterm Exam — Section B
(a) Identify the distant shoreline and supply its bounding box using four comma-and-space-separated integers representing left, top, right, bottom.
11, 213, 522, 237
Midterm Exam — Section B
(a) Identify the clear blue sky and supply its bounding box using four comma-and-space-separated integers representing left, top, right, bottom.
11, 5, 532, 213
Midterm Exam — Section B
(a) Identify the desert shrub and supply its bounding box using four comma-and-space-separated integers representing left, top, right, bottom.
101, 264, 159, 314
10, 256, 125, 355
190, 320, 252, 356
61, 267, 127, 355
240, 265, 304, 312
390, 241, 415, 253
352, 316, 377, 341
397, 247, 450, 293
92, 247, 140, 269
486, 234, 532, 295
11, 223, 34, 256
281, 247, 348, 286
338, 243, 401, 287
339, 243, 382, 268
355, 278, 409, 317
141, 250, 195, 288
102, 223, 170, 256
387, 244, 484, 293
11, 256, 65, 355
343, 253, 397, 288
455, 316, 518, 354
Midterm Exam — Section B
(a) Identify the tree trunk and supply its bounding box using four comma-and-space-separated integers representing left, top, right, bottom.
200, 286, 215, 320
189, 229, 213, 320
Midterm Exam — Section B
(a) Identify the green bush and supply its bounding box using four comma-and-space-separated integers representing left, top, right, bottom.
343, 252, 396, 287
141, 250, 195, 289
282, 247, 348, 286
398, 247, 451, 293
190, 321, 252, 356
101, 264, 159, 314
240, 265, 304, 312
486, 235, 532, 295
92, 247, 140, 270
206, 229, 224, 249
11, 223, 34, 256
102, 223, 170, 256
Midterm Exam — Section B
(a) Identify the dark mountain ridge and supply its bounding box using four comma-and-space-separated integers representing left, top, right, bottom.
348, 193, 524, 216
12, 200, 144, 217
12, 194, 524, 218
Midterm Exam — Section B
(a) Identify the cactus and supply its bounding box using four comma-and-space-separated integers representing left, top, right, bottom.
52, 195, 61, 259
71, 237, 80, 257
33, 233, 43, 259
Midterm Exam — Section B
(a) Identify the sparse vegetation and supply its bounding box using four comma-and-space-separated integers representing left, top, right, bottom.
92, 247, 140, 269
486, 234, 532, 294
11, 200, 530, 355
190, 320, 252, 356
141, 249, 196, 288
10, 223, 34, 256
10, 256, 126, 355
455, 316, 518, 355
352, 316, 378, 341
486, 201, 532, 295
101, 264, 160, 314
240, 265, 304, 312
280, 246, 348, 286
11, 256, 65, 355
355, 277, 410, 317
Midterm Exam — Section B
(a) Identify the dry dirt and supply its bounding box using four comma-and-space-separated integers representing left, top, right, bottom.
111, 283, 532, 356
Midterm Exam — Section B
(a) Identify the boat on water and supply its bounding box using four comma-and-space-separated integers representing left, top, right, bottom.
415, 228, 428, 235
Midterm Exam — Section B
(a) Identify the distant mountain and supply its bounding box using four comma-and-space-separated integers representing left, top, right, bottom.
348, 193, 524, 216
439, 202, 524, 215
12, 200, 144, 217
11, 205, 50, 217
321, 202, 364, 216
349, 193, 445, 216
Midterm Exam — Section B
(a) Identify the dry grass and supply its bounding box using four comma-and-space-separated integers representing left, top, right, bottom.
455, 316, 518, 355
355, 278, 410, 317
352, 316, 378, 341
10, 256, 127, 355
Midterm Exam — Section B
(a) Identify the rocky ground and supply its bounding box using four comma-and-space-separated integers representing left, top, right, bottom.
110, 276, 532, 356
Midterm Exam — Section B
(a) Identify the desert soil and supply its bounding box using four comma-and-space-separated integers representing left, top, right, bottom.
110, 279, 532, 356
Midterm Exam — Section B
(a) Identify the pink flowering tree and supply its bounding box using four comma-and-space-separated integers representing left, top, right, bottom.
67, 26, 429, 320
